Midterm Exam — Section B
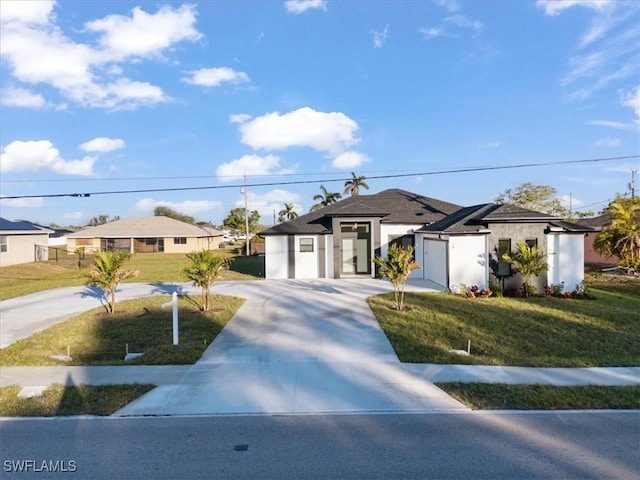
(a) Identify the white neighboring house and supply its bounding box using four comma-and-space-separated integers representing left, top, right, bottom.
0, 218, 53, 266
260, 189, 594, 293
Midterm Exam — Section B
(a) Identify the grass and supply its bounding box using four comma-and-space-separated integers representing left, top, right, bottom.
368, 273, 640, 367
0, 251, 264, 300
0, 384, 155, 416
0, 295, 244, 366
437, 383, 640, 410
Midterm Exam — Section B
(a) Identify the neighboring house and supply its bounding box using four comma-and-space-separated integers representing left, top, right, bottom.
66, 216, 223, 254
261, 189, 593, 293
580, 214, 618, 265
0, 218, 53, 266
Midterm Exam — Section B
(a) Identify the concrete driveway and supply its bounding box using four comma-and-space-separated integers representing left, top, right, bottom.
1, 279, 468, 415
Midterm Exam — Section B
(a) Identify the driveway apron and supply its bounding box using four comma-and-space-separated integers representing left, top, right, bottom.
115, 279, 468, 416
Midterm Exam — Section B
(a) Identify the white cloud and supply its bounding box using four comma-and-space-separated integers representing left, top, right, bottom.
183, 67, 249, 87
443, 14, 483, 35
236, 107, 360, 155
588, 120, 637, 131
215, 154, 292, 182
0, 196, 44, 208
480, 141, 501, 148
371, 25, 389, 48
236, 189, 303, 221
0, 0, 55, 25
79, 137, 125, 153
559, 194, 585, 208
0, 3, 201, 110
432, 0, 460, 13
0, 86, 46, 108
134, 198, 222, 214
331, 151, 371, 169
284, 0, 327, 14
63, 211, 84, 220
536, 0, 612, 17
230, 113, 252, 124
593, 137, 621, 147
419, 27, 447, 39
84, 4, 202, 62
621, 85, 640, 121
1, 140, 96, 176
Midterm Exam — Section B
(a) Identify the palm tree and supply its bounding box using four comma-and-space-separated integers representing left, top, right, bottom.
278, 202, 298, 223
310, 185, 342, 212
86, 251, 139, 314
373, 244, 420, 311
502, 241, 547, 297
183, 250, 230, 311
344, 172, 369, 196
594, 197, 640, 268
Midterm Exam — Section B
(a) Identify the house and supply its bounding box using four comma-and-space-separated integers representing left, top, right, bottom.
0, 218, 53, 266
580, 214, 618, 265
66, 216, 223, 254
260, 189, 593, 293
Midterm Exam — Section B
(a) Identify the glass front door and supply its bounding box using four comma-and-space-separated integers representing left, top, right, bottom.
340, 223, 371, 275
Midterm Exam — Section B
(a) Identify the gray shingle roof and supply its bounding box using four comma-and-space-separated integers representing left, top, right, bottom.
67, 216, 218, 238
261, 189, 463, 235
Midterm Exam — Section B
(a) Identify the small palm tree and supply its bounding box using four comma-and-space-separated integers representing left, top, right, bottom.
278, 202, 298, 223
310, 185, 342, 211
344, 172, 369, 197
373, 244, 420, 311
183, 250, 229, 311
502, 242, 547, 297
86, 251, 139, 314
594, 198, 640, 269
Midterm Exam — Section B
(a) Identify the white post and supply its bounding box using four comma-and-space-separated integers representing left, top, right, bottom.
162, 292, 179, 345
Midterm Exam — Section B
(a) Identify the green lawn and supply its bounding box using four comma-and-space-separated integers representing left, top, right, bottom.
0, 295, 244, 366
0, 252, 264, 300
437, 383, 640, 410
368, 274, 640, 367
0, 384, 155, 416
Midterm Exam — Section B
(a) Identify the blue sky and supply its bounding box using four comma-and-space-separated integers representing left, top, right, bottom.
1, 0, 638, 226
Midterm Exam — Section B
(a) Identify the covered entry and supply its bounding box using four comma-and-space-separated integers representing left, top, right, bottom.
340, 222, 371, 276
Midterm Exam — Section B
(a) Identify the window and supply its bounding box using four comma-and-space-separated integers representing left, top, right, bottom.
299, 238, 314, 253
0, 236, 7, 253
497, 239, 512, 277
525, 238, 538, 248
389, 234, 415, 250
173, 237, 187, 245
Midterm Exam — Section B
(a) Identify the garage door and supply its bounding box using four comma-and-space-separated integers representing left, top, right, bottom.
423, 239, 448, 288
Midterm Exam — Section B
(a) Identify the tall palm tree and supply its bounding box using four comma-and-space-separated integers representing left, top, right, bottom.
310, 185, 342, 211
344, 172, 369, 196
595, 197, 640, 268
278, 202, 298, 223
86, 251, 139, 314
183, 250, 229, 311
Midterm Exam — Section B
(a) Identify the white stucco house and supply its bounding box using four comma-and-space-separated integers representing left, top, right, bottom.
0, 218, 53, 266
260, 189, 593, 293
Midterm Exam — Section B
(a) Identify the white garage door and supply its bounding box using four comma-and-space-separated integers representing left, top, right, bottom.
423, 239, 448, 288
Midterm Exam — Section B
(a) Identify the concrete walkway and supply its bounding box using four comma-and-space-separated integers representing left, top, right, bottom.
2, 280, 638, 416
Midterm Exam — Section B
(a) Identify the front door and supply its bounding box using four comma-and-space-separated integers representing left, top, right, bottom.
340, 223, 371, 275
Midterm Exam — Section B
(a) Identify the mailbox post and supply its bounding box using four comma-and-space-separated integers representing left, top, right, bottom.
162, 292, 179, 345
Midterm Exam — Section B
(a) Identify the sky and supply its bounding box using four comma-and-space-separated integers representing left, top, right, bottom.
1, 0, 639, 227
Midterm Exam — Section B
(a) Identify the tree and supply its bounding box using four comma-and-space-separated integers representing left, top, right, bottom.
494, 182, 596, 219
310, 185, 342, 211
87, 215, 119, 227
373, 244, 420, 311
278, 202, 298, 223
223, 208, 260, 234
344, 172, 369, 197
154, 206, 195, 224
85, 251, 139, 314
501, 241, 547, 297
183, 250, 229, 311
594, 197, 640, 269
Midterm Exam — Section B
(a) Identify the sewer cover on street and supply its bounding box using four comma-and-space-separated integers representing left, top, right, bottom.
233, 444, 249, 452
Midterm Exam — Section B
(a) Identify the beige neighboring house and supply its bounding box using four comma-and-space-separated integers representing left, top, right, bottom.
0, 218, 53, 266
66, 216, 223, 254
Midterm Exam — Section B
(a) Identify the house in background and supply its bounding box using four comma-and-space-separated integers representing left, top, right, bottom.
66, 216, 223, 254
0, 218, 53, 266
261, 189, 593, 293
580, 214, 618, 265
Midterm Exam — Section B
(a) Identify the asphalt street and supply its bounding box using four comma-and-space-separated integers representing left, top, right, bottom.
1, 411, 638, 480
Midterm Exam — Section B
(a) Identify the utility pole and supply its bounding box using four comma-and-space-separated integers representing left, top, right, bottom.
243, 175, 249, 256
630, 169, 637, 199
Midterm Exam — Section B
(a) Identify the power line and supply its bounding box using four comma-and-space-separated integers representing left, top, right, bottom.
2, 154, 638, 200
